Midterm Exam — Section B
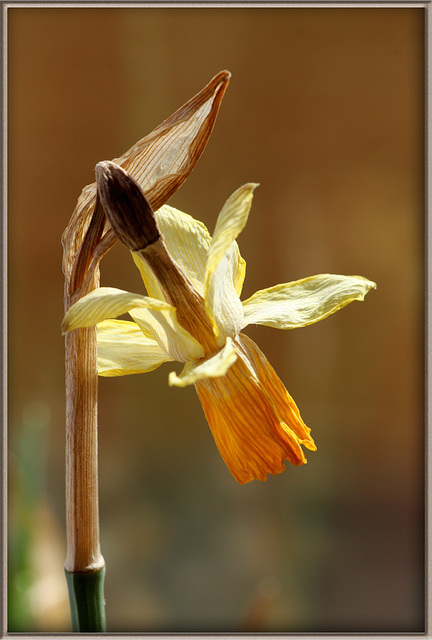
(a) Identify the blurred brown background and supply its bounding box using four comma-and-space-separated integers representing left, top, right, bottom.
7, 6, 424, 633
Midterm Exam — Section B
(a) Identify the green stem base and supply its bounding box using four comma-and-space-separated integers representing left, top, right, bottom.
65, 567, 106, 632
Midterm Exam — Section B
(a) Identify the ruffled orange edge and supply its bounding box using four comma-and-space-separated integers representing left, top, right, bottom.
195, 333, 316, 484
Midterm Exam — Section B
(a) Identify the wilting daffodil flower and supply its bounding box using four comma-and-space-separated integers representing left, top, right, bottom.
61, 71, 231, 579
62, 162, 376, 484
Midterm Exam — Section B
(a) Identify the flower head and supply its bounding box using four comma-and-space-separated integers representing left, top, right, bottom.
62, 163, 376, 484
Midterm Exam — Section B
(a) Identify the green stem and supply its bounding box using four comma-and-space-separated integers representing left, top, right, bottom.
65, 567, 106, 632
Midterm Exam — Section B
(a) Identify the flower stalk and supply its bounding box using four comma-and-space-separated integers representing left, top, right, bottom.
63, 250, 106, 631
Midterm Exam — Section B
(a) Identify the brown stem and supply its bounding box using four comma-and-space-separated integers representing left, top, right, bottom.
64, 277, 104, 573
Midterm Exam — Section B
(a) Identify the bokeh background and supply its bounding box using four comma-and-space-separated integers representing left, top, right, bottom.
7, 6, 425, 633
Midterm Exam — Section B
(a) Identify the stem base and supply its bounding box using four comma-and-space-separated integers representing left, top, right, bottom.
65, 566, 106, 632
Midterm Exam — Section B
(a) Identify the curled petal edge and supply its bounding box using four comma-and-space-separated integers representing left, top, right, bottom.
169, 337, 238, 387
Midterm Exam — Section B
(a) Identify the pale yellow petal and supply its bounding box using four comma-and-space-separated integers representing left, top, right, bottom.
205, 183, 257, 286
233, 249, 246, 297
129, 307, 205, 364
242, 274, 377, 329
132, 204, 246, 300
62, 286, 205, 363
168, 337, 237, 388
205, 244, 245, 347
131, 204, 211, 299
155, 203, 246, 297
131, 252, 165, 301
204, 184, 257, 340
61, 287, 172, 333
97, 319, 173, 377
156, 205, 212, 295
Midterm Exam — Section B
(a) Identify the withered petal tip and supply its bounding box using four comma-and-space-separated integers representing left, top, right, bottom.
218, 69, 231, 81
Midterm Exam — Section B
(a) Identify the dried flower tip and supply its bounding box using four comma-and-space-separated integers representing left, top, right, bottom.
96, 161, 160, 252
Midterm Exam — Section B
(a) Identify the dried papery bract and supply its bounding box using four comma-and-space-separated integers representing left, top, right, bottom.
61, 71, 230, 628
63, 70, 231, 297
